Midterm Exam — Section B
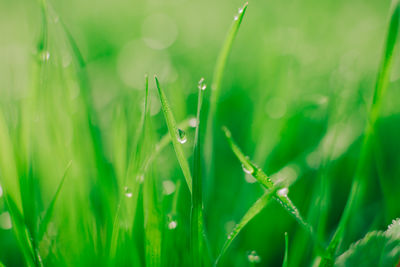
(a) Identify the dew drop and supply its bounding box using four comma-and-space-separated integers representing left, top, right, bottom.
40, 51, 50, 62
234, 15, 239, 21
241, 164, 254, 174
238, 7, 244, 14
124, 186, 133, 198
0, 184, 3, 197
247, 250, 261, 263
168, 220, 177, 230
278, 187, 289, 197
177, 128, 187, 144
167, 214, 178, 230
198, 77, 207, 90
188, 117, 198, 128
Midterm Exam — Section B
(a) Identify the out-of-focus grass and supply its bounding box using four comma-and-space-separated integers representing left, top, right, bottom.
1, 0, 400, 266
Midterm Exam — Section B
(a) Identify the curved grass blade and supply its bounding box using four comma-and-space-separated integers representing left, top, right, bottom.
205, 2, 249, 172
142, 118, 194, 172
191, 82, 205, 266
3, 193, 35, 266
215, 189, 276, 266
321, 2, 400, 265
283, 232, 289, 267
155, 76, 192, 193
38, 160, 72, 241
222, 126, 313, 235
109, 76, 149, 260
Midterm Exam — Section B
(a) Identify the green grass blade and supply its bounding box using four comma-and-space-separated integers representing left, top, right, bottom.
38, 160, 72, 241
143, 172, 162, 267
283, 232, 289, 267
155, 76, 192, 193
215, 190, 276, 265
321, 2, 400, 265
222, 126, 313, 235
142, 118, 194, 173
191, 83, 205, 266
205, 1, 249, 172
3, 194, 35, 266
109, 76, 149, 260
209, 2, 248, 118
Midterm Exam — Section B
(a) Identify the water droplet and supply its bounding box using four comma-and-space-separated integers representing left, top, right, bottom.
167, 214, 178, 230
245, 173, 257, 183
136, 173, 145, 183
188, 117, 198, 128
241, 164, 254, 174
234, 15, 239, 21
0, 212, 12, 230
247, 250, 261, 263
278, 187, 289, 197
238, 7, 244, 14
198, 77, 207, 90
162, 180, 176, 195
227, 234, 232, 239
177, 128, 187, 144
40, 51, 50, 62
0, 184, 3, 197
124, 187, 133, 198
168, 220, 177, 230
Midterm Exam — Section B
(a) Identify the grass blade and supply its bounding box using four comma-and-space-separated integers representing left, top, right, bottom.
38, 160, 72, 241
191, 82, 205, 266
222, 126, 313, 235
215, 190, 276, 265
321, 2, 400, 265
205, 2, 249, 173
283, 232, 289, 267
155, 76, 192, 193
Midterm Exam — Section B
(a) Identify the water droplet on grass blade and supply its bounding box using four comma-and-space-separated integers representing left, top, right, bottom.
177, 128, 187, 144
188, 117, 198, 128
168, 220, 177, 230
234, 15, 239, 21
278, 187, 289, 197
242, 164, 254, 174
124, 187, 133, 198
247, 250, 261, 263
198, 77, 207, 90
0, 184, 3, 197
238, 7, 244, 14
167, 214, 178, 230
40, 51, 50, 61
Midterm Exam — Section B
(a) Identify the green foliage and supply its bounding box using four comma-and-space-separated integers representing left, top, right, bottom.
335, 219, 400, 267
0, 0, 400, 266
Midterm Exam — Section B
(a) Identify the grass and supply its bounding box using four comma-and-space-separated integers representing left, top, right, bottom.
1, 0, 400, 266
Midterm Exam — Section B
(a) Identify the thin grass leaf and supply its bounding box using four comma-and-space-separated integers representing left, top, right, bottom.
321, 2, 400, 265
191, 82, 205, 266
215, 190, 276, 266
38, 161, 72, 241
142, 118, 194, 172
283, 232, 289, 267
222, 126, 313, 235
143, 170, 162, 267
3, 194, 35, 266
109, 76, 149, 260
205, 1, 249, 173
155, 76, 192, 193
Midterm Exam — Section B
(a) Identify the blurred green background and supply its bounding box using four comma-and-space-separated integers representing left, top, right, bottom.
1, 0, 400, 266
